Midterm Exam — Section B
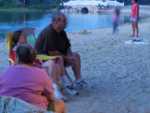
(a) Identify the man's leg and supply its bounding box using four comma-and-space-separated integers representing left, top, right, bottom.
64, 52, 81, 80
70, 53, 81, 80
42, 60, 61, 82
56, 56, 65, 76
42, 59, 69, 100
65, 52, 88, 89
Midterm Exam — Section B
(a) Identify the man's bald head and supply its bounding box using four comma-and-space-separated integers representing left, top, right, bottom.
51, 12, 67, 32
52, 12, 66, 23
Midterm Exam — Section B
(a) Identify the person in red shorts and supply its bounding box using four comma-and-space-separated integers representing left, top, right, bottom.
131, 0, 139, 40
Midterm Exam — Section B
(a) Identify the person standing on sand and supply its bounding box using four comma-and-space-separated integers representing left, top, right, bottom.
35, 12, 87, 89
112, 7, 120, 34
131, 0, 139, 39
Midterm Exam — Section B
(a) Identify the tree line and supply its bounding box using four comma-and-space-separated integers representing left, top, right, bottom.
0, 0, 149, 8
0, 0, 69, 8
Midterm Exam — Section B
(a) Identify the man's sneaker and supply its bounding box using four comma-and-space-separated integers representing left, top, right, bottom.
64, 85, 79, 96
61, 75, 73, 88
73, 79, 88, 89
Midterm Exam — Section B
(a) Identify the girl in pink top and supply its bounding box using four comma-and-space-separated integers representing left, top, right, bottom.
131, 0, 139, 38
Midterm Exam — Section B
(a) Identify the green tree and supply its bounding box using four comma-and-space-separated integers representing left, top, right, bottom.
0, 0, 63, 9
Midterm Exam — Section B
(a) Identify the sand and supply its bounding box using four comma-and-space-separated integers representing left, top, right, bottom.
65, 6, 150, 113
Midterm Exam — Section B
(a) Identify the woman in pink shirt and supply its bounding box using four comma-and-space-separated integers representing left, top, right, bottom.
0, 44, 65, 113
131, 0, 139, 39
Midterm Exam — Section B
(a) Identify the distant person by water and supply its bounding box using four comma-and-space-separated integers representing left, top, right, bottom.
112, 7, 120, 34
131, 0, 139, 39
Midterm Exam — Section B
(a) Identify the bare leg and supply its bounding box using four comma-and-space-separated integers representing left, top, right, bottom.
54, 100, 66, 113
135, 22, 139, 37
132, 22, 136, 37
51, 62, 61, 83
42, 59, 63, 84
71, 53, 81, 80
57, 56, 65, 76
65, 53, 81, 80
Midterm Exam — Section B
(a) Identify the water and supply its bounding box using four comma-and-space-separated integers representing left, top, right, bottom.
0, 11, 113, 34
66, 14, 112, 32
0, 11, 50, 35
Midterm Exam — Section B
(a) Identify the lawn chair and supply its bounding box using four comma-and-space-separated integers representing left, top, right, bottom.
6, 28, 36, 65
0, 96, 53, 113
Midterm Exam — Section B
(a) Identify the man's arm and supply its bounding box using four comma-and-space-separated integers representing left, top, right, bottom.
66, 48, 72, 55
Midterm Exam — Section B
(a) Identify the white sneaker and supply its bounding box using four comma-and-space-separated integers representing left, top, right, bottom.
64, 85, 79, 96
73, 79, 88, 89
61, 75, 73, 87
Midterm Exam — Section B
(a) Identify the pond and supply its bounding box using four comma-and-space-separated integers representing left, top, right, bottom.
0, 11, 49, 36
0, 11, 131, 39
0, 11, 121, 38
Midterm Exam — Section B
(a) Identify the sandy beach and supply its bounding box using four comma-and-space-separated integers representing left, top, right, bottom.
65, 7, 150, 113
0, 5, 150, 113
